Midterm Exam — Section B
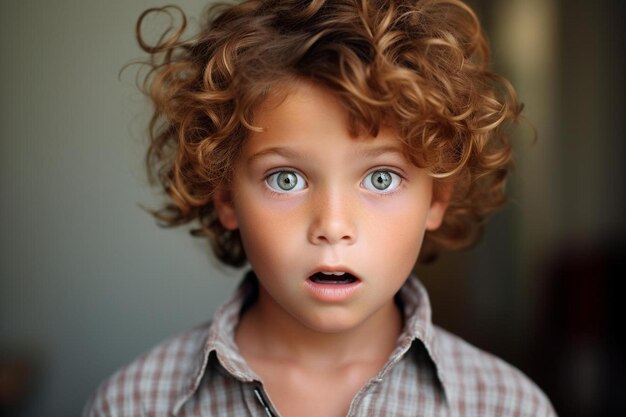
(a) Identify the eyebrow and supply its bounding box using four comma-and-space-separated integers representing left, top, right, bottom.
246, 144, 407, 163
353, 144, 407, 159
247, 147, 304, 164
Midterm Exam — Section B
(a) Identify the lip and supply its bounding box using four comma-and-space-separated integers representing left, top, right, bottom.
307, 265, 361, 278
304, 265, 363, 303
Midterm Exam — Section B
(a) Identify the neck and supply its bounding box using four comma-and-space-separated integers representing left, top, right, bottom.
235, 285, 403, 369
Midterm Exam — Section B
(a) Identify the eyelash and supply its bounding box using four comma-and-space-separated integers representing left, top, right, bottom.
264, 170, 307, 195
263, 168, 406, 195
361, 168, 404, 194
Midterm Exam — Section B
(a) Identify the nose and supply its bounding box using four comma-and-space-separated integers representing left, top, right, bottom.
307, 187, 357, 246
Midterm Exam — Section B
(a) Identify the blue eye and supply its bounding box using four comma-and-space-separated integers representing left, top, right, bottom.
266, 171, 306, 193
362, 170, 401, 192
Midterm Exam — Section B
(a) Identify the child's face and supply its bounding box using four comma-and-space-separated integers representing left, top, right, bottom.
214, 81, 448, 334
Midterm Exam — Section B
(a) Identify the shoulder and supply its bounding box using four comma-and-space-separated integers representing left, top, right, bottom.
83, 322, 211, 417
433, 326, 557, 417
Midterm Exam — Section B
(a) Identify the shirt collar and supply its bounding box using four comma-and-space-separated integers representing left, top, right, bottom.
173, 272, 450, 413
395, 275, 450, 397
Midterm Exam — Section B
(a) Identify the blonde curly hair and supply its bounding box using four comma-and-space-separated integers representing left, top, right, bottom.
136, 0, 522, 266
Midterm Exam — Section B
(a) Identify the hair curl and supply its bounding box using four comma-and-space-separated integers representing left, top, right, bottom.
136, 0, 522, 267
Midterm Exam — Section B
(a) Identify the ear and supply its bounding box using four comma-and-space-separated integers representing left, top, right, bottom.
425, 182, 452, 231
212, 187, 239, 230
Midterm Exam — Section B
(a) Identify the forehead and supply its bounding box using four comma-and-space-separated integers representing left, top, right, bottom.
246, 80, 409, 155
254, 81, 349, 129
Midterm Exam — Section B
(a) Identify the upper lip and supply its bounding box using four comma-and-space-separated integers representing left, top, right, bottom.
308, 266, 361, 280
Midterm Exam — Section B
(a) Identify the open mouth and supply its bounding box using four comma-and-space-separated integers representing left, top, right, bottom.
309, 272, 358, 285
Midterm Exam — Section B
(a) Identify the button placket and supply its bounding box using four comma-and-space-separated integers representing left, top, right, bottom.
252, 384, 278, 417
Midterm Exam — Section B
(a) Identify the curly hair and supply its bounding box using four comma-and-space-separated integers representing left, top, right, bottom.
136, 0, 522, 267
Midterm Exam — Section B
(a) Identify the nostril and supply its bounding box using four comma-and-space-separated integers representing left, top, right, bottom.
308, 210, 356, 245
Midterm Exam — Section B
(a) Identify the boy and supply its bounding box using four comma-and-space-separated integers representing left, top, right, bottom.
85, 0, 556, 416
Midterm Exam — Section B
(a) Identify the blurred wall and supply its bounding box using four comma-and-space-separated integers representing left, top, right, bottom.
0, 2, 239, 417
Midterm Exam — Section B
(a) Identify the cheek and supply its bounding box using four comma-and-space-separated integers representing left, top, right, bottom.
234, 198, 305, 266
363, 198, 430, 264
377, 219, 426, 259
238, 197, 303, 237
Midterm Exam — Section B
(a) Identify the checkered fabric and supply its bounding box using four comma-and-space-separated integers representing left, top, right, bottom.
84, 274, 556, 416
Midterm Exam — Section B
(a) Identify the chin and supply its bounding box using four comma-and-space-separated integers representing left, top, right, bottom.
299, 310, 365, 334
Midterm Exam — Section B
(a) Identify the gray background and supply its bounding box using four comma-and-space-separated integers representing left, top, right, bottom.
1, 0, 623, 416
1, 2, 240, 416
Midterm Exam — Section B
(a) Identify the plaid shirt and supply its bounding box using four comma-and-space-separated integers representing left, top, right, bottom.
84, 274, 556, 416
